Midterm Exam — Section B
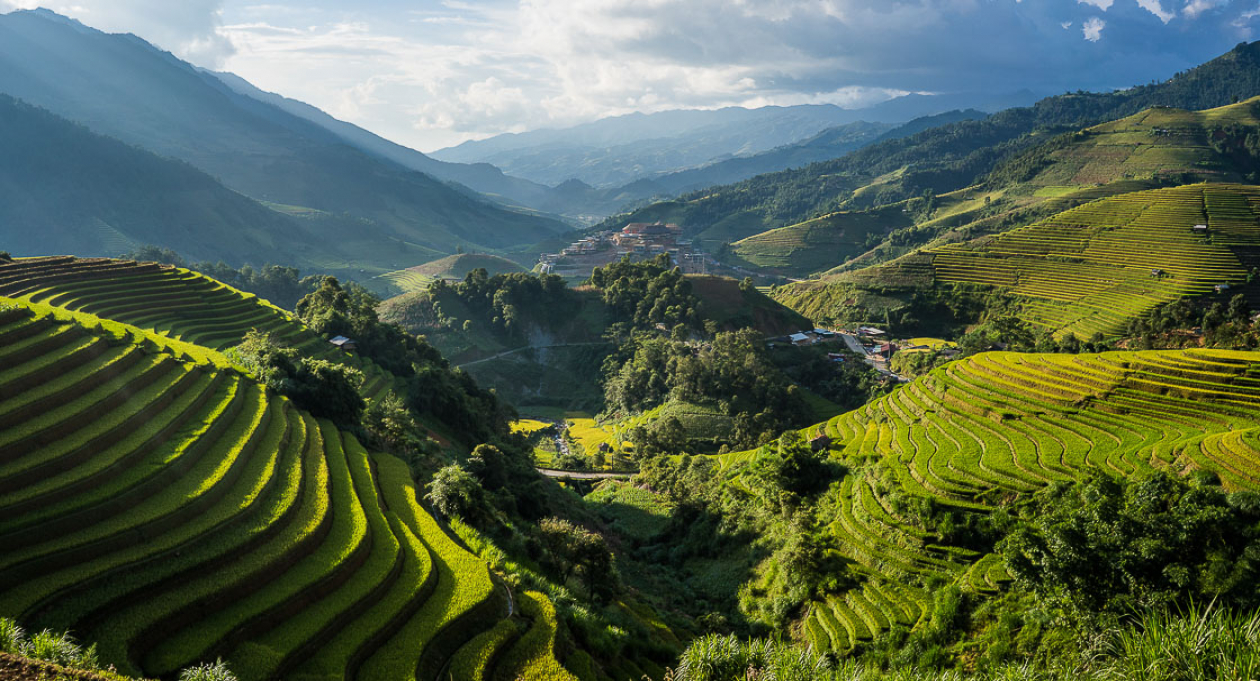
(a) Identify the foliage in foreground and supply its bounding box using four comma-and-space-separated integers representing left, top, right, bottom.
669, 605, 1260, 681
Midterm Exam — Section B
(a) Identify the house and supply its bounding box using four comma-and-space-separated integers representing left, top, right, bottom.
1192, 224, 1208, 233
827, 352, 846, 362
1150, 268, 1165, 278
857, 326, 886, 337
329, 335, 357, 352
1216, 283, 1231, 293
789, 332, 812, 346
813, 328, 836, 338
809, 434, 832, 452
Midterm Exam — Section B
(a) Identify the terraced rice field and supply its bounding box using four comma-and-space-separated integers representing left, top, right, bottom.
0, 256, 400, 403
0, 298, 571, 679
765, 346, 1260, 654
924, 184, 1260, 338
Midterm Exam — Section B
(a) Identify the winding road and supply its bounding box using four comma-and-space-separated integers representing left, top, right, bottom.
455, 341, 611, 368
536, 468, 633, 480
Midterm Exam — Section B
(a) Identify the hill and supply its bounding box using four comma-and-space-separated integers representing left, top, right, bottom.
774, 183, 1260, 339
376, 254, 527, 297
0, 293, 568, 681
658, 345, 1260, 657
598, 41, 1260, 274
0, 256, 402, 400
0, 9, 570, 267
0, 95, 313, 267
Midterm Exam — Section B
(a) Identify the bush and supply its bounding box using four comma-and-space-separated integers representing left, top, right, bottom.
671, 634, 832, 681
425, 464, 485, 521
21, 629, 99, 670
179, 658, 239, 681
0, 617, 24, 653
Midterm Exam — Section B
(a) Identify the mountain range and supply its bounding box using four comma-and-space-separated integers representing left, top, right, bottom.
431, 91, 1037, 188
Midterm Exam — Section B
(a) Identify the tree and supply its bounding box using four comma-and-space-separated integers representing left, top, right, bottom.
465, 444, 508, 490
1001, 473, 1260, 617
425, 465, 485, 521
537, 517, 618, 602
231, 330, 365, 427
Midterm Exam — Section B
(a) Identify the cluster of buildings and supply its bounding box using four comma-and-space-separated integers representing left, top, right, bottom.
539, 222, 712, 277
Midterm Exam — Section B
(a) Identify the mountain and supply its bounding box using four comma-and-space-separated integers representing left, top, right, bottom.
601, 41, 1260, 270
650, 110, 986, 197
0, 9, 571, 262
207, 71, 582, 219
431, 92, 1036, 189
0, 94, 306, 265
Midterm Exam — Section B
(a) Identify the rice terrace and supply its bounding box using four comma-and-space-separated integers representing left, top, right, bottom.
6, 5, 1260, 681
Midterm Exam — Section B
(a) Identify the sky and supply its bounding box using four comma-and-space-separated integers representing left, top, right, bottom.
1, 0, 1259, 152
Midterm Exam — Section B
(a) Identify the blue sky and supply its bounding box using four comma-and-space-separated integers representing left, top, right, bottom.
2, 0, 1259, 151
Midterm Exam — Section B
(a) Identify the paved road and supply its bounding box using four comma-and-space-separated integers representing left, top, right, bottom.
537, 468, 633, 480
456, 341, 611, 368
837, 332, 908, 382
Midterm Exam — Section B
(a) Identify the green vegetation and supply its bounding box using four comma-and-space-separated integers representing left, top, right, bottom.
121, 246, 322, 311
777, 183, 1260, 340
376, 253, 526, 296
0, 283, 578, 680
669, 604, 1260, 680
632, 344, 1260, 672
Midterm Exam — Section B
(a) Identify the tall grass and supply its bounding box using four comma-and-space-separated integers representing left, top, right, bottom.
178, 658, 238, 681
1107, 604, 1260, 681
669, 606, 1260, 681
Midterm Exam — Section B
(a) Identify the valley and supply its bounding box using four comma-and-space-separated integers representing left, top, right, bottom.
5, 10, 1260, 681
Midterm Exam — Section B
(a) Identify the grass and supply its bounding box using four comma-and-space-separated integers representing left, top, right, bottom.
585, 481, 675, 542
448, 618, 521, 681
491, 591, 577, 681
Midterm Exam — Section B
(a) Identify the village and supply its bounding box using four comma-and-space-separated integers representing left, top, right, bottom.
538, 221, 716, 278
769, 325, 961, 382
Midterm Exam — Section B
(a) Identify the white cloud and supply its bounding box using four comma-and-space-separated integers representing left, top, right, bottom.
1137, 0, 1177, 22
0, 0, 234, 65
1083, 15, 1107, 39
12, 0, 1251, 151
1183, 0, 1225, 17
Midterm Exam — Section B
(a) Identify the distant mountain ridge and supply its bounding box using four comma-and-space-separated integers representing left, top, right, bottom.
432, 91, 1037, 189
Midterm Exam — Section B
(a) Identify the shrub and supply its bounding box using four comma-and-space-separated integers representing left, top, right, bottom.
0, 617, 24, 653
179, 658, 239, 681
20, 629, 99, 670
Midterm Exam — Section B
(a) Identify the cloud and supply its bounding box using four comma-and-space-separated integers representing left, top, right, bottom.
18, 0, 1257, 150
1137, 0, 1177, 22
1082, 15, 1107, 39
0, 0, 234, 65
1183, 0, 1226, 17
